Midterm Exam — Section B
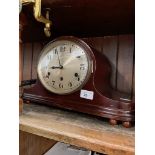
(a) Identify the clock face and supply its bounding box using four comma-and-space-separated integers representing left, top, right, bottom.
37, 37, 93, 94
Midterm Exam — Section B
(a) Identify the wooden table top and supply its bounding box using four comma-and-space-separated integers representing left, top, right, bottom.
19, 103, 135, 155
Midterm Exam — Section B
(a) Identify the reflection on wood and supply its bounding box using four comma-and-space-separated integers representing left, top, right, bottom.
102, 36, 118, 89
117, 35, 134, 95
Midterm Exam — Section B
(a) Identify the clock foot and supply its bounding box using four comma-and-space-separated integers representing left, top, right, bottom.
122, 121, 131, 128
109, 119, 117, 126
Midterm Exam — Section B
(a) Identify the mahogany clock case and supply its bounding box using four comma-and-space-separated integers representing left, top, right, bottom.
22, 36, 135, 126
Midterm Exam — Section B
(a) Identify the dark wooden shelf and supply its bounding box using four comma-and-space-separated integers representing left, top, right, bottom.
21, 0, 134, 42
19, 103, 135, 155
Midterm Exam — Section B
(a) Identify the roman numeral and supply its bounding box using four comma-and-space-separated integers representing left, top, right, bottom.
47, 55, 51, 60
45, 72, 50, 79
52, 81, 55, 85
59, 83, 63, 88
54, 49, 58, 54
60, 46, 65, 52
68, 82, 72, 87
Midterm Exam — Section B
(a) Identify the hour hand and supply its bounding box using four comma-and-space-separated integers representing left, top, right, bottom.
50, 66, 63, 69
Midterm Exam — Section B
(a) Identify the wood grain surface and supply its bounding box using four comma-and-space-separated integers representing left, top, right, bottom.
31, 43, 43, 79
117, 35, 134, 95
20, 103, 135, 155
20, 130, 57, 155
22, 43, 33, 80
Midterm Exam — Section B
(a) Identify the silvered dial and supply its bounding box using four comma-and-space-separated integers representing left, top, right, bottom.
37, 39, 92, 94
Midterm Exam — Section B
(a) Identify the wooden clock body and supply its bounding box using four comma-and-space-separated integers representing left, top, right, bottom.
22, 36, 135, 127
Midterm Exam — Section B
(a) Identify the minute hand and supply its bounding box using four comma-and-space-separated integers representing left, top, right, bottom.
57, 50, 62, 67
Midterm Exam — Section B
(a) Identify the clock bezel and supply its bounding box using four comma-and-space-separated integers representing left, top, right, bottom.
37, 36, 94, 95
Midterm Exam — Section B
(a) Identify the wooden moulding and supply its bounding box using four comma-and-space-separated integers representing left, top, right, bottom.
20, 104, 135, 155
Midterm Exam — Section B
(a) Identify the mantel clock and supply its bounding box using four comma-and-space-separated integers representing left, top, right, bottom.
23, 36, 135, 127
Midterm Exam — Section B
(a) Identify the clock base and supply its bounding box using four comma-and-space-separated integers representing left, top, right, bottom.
22, 80, 134, 128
